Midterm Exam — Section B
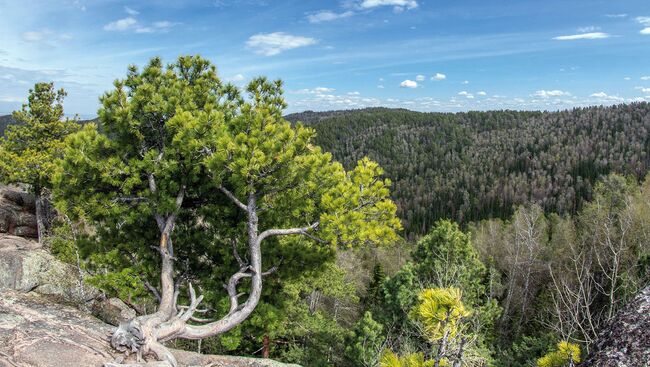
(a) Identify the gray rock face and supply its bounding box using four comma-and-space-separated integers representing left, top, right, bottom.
0, 186, 38, 238
0, 186, 300, 366
0, 290, 301, 367
0, 234, 97, 302
93, 297, 137, 326
581, 286, 650, 367
0, 289, 116, 367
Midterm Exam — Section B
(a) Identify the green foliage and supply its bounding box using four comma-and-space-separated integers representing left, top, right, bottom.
345, 311, 385, 367
469, 173, 650, 365
15, 55, 647, 366
54, 55, 400, 362
371, 220, 500, 362
412, 220, 488, 306
204, 84, 402, 247
536, 341, 581, 367
497, 333, 557, 367
48, 218, 79, 264
0, 82, 79, 194
410, 288, 470, 342
286, 105, 650, 237
364, 263, 387, 309
380, 287, 472, 367
380, 350, 438, 367
261, 262, 357, 366
378, 262, 419, 324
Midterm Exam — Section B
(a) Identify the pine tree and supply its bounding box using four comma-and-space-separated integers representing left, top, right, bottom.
0, 82, 79, 242
54, 55, 401, 366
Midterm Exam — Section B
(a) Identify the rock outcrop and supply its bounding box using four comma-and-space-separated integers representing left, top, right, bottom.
0, 290, 300, 367
581, 286, 650, 367
0, 289, 115, 367
0, 234, 96, 302
0, 187, 300, 366
0, 186, 38, 238
92, 297, 137, 327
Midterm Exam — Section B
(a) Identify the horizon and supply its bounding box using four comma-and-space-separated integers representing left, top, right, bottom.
1, 0, 650, 117
4, 102, 649, 121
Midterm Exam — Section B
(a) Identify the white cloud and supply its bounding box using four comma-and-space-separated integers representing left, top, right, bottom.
124, 6, 139, 16
359, 0, 418, 11
307, 10, 354, 23
228, 74, 245, 82
0, 96, 25, 103
553, 32, 611, 40
22, 29, 72, 45
377, 85, 385, 89
642, 76, 650, 80
605, 14, 627, 18
431, 73, 446, 81
347, 91, 360, 95
624, 77, 631, 80
458, 91, 474, 98
415, 74, 425, 81
533, 90, 571, 98
104, 9, 176, 34
314, 87, 335, 93
635, 87, 650, 93
590, 92, 624, 102
637, 16, 650, 25
153, 21, 174, 29
590, 92, 607, 98
134, 21, 177, 33
135, 27, 154, 33
477, 91, 487, 96
461, 80, 469, 85
104, 17, 138, 31
22, 30, 49, 42
246, 32, 317, 56
638, 17, 650, 35
577, 26, 600, 33
400, 79, 418, 88
292, 87, 335, 94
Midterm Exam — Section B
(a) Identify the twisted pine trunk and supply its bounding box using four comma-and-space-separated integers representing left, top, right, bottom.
106, 182, 318, 366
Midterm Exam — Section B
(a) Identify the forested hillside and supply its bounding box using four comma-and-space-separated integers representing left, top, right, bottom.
5, 103, 650, 239
2, 77, 648, 366
287, 104, 650, 237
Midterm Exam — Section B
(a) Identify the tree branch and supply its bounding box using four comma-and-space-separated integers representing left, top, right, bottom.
177, 283, 204, 322
226, 266, 254, 314
231, 238, 246, 267
220, 186, 247, 211
144, 281, 162, 303
258, 222, 319, 242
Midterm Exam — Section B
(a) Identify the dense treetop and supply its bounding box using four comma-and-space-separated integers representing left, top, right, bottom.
4, 102, 649, 239
288, 104, 650, 236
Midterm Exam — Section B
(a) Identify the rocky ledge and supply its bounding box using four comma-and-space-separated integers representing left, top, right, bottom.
0, 185, 299, 367
0, 289, 300, 367
0, 186, 39, 239
581, 285, 650, 367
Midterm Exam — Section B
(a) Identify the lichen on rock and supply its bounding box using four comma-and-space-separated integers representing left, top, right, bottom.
581, 286, 650, 367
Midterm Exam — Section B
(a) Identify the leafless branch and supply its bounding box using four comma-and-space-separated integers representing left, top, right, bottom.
258, 222, 319, 242
220, 186, 247, 211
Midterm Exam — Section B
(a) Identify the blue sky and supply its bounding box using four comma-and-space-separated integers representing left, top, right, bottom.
1, 0, 650, 117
